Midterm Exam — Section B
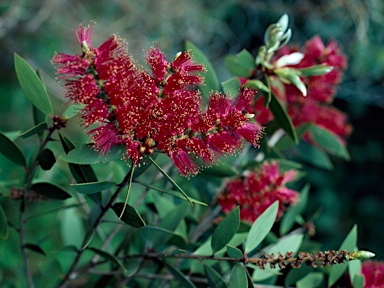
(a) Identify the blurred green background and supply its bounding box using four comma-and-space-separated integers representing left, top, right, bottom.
1, 0, 383, 263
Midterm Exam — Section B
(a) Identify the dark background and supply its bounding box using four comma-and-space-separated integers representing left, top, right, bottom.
1, 0, 383, 259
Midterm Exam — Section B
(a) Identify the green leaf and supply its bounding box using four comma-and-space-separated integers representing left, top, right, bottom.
88, 247, 127, 273
25, 243, 46, 256
285, 265, 312, 286
0, 204, 9, 239
148, 156, 192, 205
33, 103, 47, 137
200, 163, 238, 177
37, 148, 56, 170
298, 64, 333, 76
245, 201, 279, 255
222, 77, 240, 96
204, 264, 229, 288
62, 103, 84, 119
165, 262, 197, 288
229, 263, 248, 288
244, 79, 270, 93
353, 273, 365, 288
349, 258, 362, 288
14, 53, 53, 115
280, 184, 310, 235
297, 141, 333, 170
275, 123, 312, 149
132, 153, 158, 179
134, 180, 206, 206
226, 245, 244, 259
70, 181, 116, 194
0, 131, 27, 166
19, 122, 47, 138
160, 202, 189, 231
185, 41, 219, 101
224, 49, 255, 77
309, 125, 350, 160
211, 206, 240, 253
328, 225, 358, 287
58, 144, 125, 164
297, 272, 324, 288
269, 93, 298, 143
112, 202, 146, 228
31, 182, 71, 200
81, 228, 95, 250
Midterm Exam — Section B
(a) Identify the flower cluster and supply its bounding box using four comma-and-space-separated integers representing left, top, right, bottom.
361, 260, 384, 288
250, 36, 352, 143
218, 161, 299, 222
52, 24, 263, 176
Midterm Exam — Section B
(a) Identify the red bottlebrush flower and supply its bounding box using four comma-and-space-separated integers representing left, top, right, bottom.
218, 161, 299, 223
361, 261, 384, 288
53, 24, 263, 176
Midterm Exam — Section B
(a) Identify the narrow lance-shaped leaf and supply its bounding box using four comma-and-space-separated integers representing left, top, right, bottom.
0, 131, 27, 167
185, 41, 219, 101
31, 182, 72, 200
165, 262, 197, 288
37, 148, 56, 171
229, 263, 248, 288
81, 228, 95, 250
25, 243, 46, 256
211, 206, 240, 253
269, 93, 298, 143
19, 122, 47, 138
204, 264, 229, 288
328, 225, 358, 287
112, 202, 146, 228
245, 201, 279, 255
297, 141, 333, 170
14, 53, 53, 115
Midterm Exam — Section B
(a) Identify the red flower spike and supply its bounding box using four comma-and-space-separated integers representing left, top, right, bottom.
219, 161, 299, 223
53, 24, 264, 177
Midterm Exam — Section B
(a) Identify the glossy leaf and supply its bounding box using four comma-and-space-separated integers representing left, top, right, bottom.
309, 125, 350, 160
296, 272, 324, 288
297, 141, 333, 170
244, 79, 270, 93
245, 201, 278, 255
19, 122, 47, 138
0, 131, 27, 167
211, 206, 240, 253
59, 144, 125, 165
37, 148, 56, 170
269, 93, 298, 143
224, 49, 255, 77
185, 41, 219, 101
112, 202, 146, 228
226, 245, 244, 259
31, 182, 72, 200
222, 77, 240, 96
25, 243, 46, 256
328, 225, 358, 287
0, 204, 9, 239
70, 181, 116, 194
81, 228, 95, 250
14, 53, 53, 115
298, 64, 333, 76
280, 184, 310, 235
165, 262, 197, 288
140, 226, 186, 248
229, 263, 248, 288
204, 264, 229, 288
134, 180, 206, 206
88, 247, 127, 273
